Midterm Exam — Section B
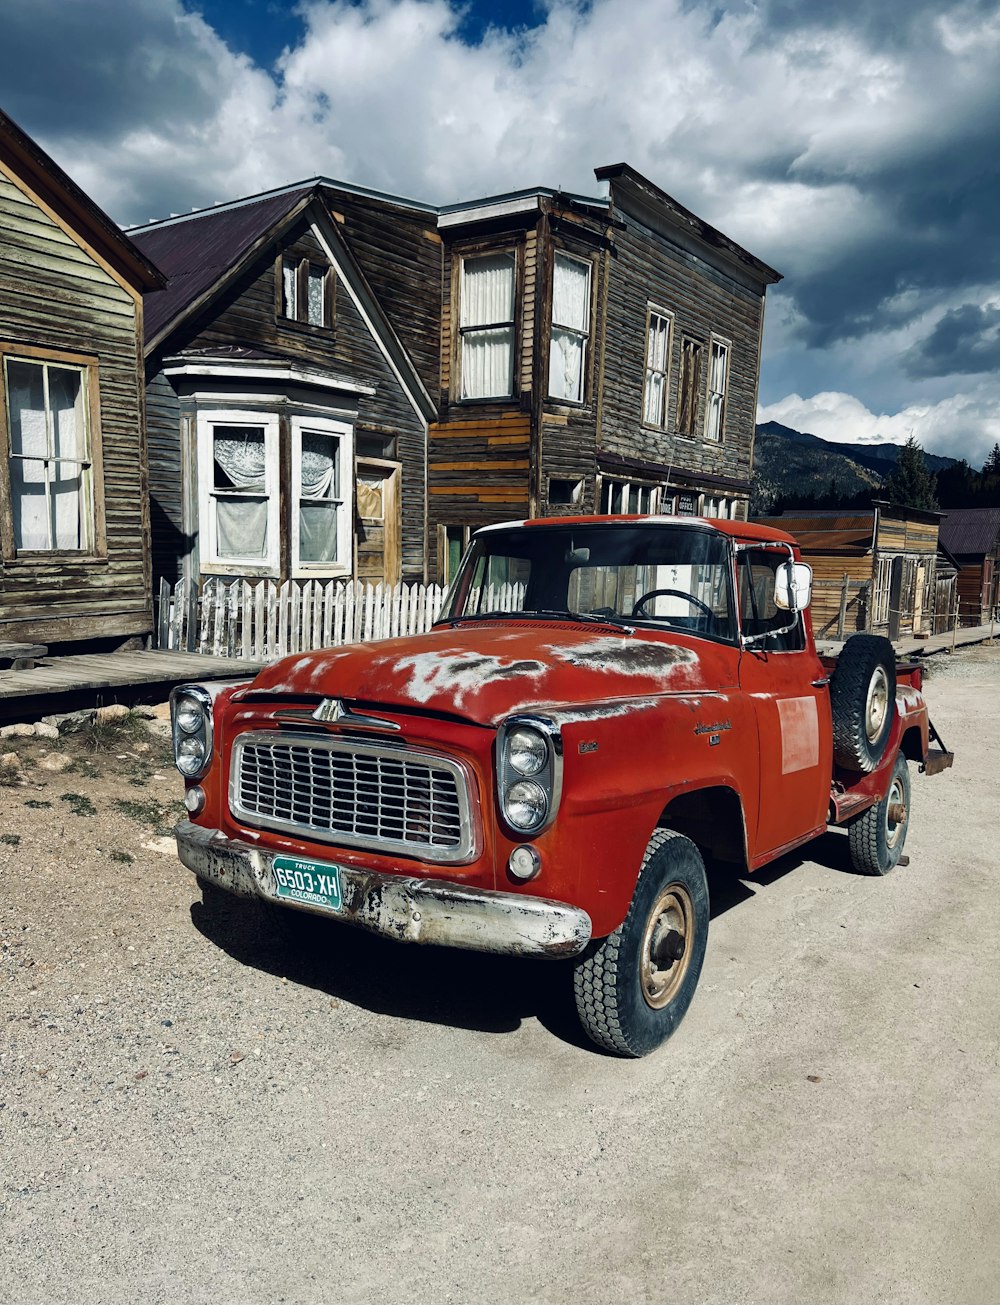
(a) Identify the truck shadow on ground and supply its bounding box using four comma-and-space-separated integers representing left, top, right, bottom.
190, 828, 861, 1053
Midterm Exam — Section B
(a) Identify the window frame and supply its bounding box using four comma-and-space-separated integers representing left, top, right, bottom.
457, 248, 518, 402
290, 414, 354, 579
641, 305, 674, 430
277, 255, 335, 330
196, 408, 280, 577
547, 251, 593, 405
0, 343, 106, 560
704, 335, 731, 443
599, 477, 661, 516
676, 336, 703, 437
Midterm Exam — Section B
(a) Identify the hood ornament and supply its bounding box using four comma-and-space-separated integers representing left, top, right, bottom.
311, 698, 401, 732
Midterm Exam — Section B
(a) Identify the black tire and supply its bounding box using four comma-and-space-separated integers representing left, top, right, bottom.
573, 830, 709, 1058
848, 752, 911, 875
830, 634, 896, 773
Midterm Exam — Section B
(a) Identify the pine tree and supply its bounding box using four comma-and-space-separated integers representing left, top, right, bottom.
883, 436, 939, 510
983, 442, 1000, 476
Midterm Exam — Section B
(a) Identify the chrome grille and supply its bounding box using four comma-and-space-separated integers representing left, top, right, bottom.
230, 731, 475, 862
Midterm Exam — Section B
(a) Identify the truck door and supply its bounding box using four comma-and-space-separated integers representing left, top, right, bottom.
736, 546, 832, 861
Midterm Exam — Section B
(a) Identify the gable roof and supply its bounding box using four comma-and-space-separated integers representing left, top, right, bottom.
938, 506, 1000, 558
131, 184, 314, 346
0, 107, 163, 294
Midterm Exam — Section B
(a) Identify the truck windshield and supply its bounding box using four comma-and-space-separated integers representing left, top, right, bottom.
438, 523, 736, 643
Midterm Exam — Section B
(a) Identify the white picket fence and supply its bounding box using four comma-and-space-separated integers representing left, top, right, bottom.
157, 576, 447, 659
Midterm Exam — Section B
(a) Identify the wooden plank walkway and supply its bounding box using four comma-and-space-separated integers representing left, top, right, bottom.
817, 620, 997, 659
0, 650, 266, 703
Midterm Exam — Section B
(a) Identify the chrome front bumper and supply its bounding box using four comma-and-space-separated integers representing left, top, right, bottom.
175, 821, 592, 960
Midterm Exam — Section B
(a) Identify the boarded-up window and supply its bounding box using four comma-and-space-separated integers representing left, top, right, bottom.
676, 338, 702, 436
3, 355, 93, 552
548, 253, 591, 403
642, 309, 673, 428
705, 339, 730, 442
460, 253, 515, 399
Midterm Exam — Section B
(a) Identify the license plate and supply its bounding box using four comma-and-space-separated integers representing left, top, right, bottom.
271, 855, 343, 912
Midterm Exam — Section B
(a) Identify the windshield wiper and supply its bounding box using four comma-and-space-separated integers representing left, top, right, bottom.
438, 608, 633, 632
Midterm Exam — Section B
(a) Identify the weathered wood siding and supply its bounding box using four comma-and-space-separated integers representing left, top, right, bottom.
875, 516, 939, 556
799, 553, 871, 635
0, 169, 150, 643
599, 204, 763, 495
318, 188, 442, 403
148, 218, 427, 581
145, 368, 184, 586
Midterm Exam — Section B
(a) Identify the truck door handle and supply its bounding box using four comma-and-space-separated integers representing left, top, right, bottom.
811, 676, 831, 688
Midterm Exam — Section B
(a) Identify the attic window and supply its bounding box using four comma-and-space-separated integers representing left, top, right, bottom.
280, 257, 334, 329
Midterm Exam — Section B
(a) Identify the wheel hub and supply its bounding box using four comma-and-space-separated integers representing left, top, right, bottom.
640, 884, 694, 1010
866, 667, 890, 743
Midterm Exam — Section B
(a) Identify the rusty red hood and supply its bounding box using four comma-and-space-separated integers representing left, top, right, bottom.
246, 621, 736, 727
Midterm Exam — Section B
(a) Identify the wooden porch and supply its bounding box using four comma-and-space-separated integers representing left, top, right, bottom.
0, 649, 266, 719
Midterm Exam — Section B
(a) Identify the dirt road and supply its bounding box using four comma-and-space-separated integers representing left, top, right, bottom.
2, 647, 998, 1304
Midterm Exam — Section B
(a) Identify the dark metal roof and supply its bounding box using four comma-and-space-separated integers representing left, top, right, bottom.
0, 107, 164, 292
754, 513, 875, 553
131, 186, 314, 345
938, 507, 1000, 558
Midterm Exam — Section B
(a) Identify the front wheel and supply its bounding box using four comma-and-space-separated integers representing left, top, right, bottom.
848, 752, 911, 875
573, 830, 709, 1057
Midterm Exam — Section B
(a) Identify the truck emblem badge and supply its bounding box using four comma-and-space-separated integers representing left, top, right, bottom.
694, 720, 732, 737
313, 698, 346, 723
578, 740, 599, 754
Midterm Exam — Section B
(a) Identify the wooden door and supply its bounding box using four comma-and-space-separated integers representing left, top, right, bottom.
355, 458, 401, 586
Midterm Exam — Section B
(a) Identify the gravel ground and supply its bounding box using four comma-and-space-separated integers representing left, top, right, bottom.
2, 645, 999, 1305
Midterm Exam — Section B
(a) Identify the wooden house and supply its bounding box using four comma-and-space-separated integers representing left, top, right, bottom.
0, 108, 163, 649
938, 507, 1000, 623
430, 164, 782, 582
130, 183, 438, 594
755, 503, 952, 638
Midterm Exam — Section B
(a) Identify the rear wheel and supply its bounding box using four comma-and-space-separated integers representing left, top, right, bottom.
831, 634, 896, 772
848, 752, 911, 875
573, 830, 709, 1057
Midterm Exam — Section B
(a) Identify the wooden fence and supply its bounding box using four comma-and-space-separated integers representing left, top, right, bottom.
157, 576, 448, 659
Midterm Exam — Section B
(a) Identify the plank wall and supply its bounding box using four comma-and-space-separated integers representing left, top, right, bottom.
0, 170, 151, 643
599, 203, 763, 494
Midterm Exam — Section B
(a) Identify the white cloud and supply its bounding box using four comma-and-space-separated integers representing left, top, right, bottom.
757, 385, 1000, 468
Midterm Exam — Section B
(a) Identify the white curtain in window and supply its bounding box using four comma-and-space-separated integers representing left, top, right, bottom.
298, 430, 339, 563
212, 428, 268, 559
549, 256, 590, 402
7, 361, 85, 550
549, 331, 584, 402
706, 343, 728, 441
307, 269, 325, 326
643, 316, 670, 425
461, 255, 514, 398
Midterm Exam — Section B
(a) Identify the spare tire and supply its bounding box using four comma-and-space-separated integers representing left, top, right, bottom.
830, 634, 896, 773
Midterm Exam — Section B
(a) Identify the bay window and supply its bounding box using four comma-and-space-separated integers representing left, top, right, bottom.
291, 416, 352, 574
459, 252, 515, 399
2, 351, 96, 553
197, 411, 279, 573
549, 253, 591, 403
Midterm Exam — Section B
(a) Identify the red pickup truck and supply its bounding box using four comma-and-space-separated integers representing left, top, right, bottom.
171, 516, 952, 1056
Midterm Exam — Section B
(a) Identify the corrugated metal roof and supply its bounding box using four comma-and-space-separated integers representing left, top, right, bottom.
938, 507, 1000, 557
132, 186, 314, 345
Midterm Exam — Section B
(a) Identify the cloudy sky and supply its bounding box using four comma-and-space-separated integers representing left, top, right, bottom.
3, 0, 999, 465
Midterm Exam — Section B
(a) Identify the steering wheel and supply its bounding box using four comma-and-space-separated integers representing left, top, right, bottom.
631, 588, 717, 620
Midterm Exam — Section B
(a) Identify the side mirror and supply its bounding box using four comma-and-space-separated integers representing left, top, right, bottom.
774, 561, 812, 612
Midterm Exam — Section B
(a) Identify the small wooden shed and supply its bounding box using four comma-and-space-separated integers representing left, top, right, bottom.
938, 507, 1000, 624
754, 502, 950, 639
0, 108, 163, 649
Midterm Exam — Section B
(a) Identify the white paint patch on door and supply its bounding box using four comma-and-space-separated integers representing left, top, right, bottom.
777, 695, 820, 774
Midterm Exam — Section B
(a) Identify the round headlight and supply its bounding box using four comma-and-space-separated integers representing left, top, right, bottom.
175, 698, 203, 734
177, 736, 206, 776
504, 779, 548, 831
507, 727, 547, 777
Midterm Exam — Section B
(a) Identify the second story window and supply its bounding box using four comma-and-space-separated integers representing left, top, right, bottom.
676, 337, 703, 436
642, 309, 673, 427
460, 252, 515, 399
705, 338, 730, 442
549, 253, 591, 403
281, 257, 333, 328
